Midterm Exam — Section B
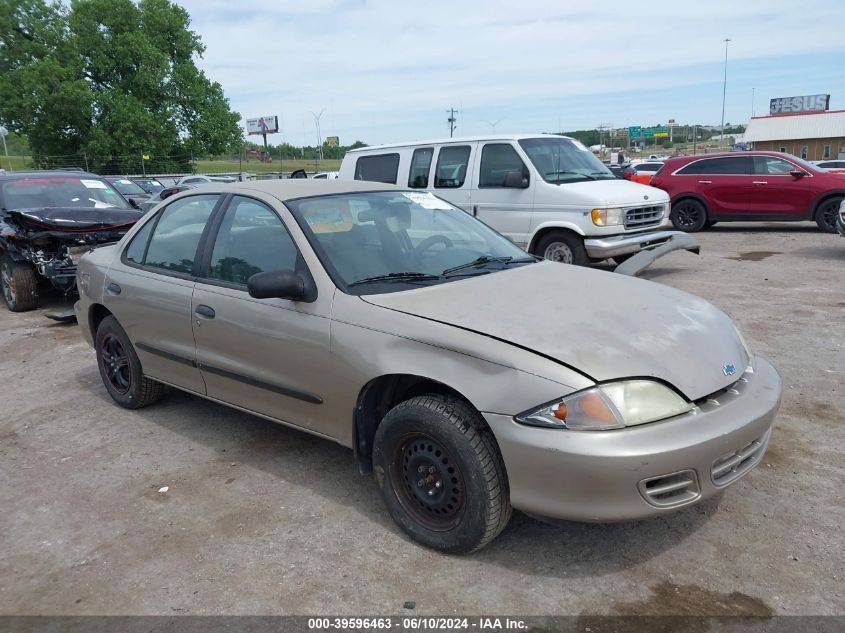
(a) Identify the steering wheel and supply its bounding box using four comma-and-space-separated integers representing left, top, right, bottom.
414, 234, 453, 258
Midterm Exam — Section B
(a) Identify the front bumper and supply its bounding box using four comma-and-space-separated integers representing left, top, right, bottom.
584, 230, 686, 259
484, 356, 782, 522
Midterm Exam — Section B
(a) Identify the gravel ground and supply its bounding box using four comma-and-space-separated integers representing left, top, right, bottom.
0, 222, 842, 616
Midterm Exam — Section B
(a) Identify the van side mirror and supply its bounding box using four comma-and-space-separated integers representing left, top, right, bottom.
789, 169, 806, 178
248, 270, 314, 302
128, 197, 141, 209
504, 171, 529, 188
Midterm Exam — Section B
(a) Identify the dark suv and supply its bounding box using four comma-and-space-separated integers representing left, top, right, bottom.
650, 152, 845, 232
0, 171, 143, 311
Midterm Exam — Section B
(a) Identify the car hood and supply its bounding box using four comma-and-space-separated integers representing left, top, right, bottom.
362, 262, 748, 401
7, 207, 143, 231
553, 178, 669, 207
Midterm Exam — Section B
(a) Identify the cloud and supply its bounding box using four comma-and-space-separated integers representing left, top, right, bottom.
177, 0, 845, 144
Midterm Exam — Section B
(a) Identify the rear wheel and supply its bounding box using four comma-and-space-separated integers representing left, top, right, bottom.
815, 197, 842, 233
95, 316, 164, 409
534, 230, 587, 265
0, 256, 38, 312
670, 199, 708, 232
372, 395, 511, 553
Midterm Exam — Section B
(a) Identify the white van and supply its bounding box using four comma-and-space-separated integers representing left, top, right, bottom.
339, 134, 678, 264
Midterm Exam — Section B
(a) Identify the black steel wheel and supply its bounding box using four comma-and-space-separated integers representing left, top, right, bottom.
95, 315, 165, 409
670, 199, 708, 232
373, 395, 511, 553
815, 197, 842, 233
392, 433, 466, 532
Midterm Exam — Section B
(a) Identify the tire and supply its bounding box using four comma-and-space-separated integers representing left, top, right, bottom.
95, 315, 165, 409
534, 230, 587, 265
0, 256, 38, 312
814, 197, 842, 233
670, 199, 708, 232
372, 395, 511, 553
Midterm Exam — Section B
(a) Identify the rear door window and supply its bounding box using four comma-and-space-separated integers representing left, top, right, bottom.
754, 156, 798, 175
434, 145, 471, 188
408, 148, 434, 188
140, 195, 219, 274
354, 153, 400, 184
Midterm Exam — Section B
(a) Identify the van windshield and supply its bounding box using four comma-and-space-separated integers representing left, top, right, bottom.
519, 138, 615, 183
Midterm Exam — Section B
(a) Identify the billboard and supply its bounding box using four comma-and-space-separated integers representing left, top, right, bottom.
769, 94, 829, 115
246, 115, 279, 135
325, 135, 339, 147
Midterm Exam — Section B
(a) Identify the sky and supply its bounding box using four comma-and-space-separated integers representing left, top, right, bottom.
177, 0, 845, 146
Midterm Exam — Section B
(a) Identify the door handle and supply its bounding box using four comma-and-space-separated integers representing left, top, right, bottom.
752, 181, 768, 185
106, 282, 121, 295
697, 180, 712, 184
194, 305, 215, 319
472, 205, 478, 217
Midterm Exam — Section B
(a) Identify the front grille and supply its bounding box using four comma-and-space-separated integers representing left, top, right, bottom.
638, 469, 700, 508
711, 430, 770, 487
624, 205, 664, 228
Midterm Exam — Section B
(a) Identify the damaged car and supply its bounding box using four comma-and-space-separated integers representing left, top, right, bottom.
76, 180, 782, 553
0, 171, 143, 312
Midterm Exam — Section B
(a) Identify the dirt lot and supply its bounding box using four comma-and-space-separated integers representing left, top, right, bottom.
0, 222, 842, 616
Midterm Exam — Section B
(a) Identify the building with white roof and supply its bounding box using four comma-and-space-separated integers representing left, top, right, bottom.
744, 109, 845, 160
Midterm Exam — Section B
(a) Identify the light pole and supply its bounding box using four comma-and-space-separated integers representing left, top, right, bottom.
0, 126, 10, 171
720, 38, 731, 146
310, 109, 325, 162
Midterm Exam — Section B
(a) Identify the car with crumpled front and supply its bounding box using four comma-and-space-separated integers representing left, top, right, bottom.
74, 179, 782, 553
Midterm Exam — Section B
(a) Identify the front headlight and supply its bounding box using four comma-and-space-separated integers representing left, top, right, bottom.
591, 207, 624, 226
515, 380, 692, 431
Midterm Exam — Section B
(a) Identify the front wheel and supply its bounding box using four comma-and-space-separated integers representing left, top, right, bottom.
96, 316, 165, 409
1, 256, 38, 312
670, 199, 708, 232
372, 395, 511, 553
534, 230, 587, 265
815, 197, 842, 233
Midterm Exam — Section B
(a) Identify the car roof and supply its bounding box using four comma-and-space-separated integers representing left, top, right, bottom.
0, 170, 103, 180
176, 178, 408, 202
663, 150, 802, 166
346, 133, 575, 153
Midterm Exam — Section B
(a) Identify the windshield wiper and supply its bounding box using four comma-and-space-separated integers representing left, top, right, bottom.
441, 255, 541, 277
347, 272, 441, 287
546, 170, 597, 180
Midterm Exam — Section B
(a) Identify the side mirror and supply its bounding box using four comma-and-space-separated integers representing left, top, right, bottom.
789, 169, 806, 178
160, 186, 181, 200
128, 197, 141, 209
504, 171, 529, 188
247, 270, 315, 302
289, 169, 308, 179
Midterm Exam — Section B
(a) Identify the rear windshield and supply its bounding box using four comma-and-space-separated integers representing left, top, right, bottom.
1, 176, 130, 210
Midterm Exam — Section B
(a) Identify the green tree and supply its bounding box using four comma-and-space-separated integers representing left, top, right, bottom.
0, 0, 242, 173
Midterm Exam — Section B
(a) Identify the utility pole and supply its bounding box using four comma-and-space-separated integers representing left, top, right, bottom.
310, 109, 325, 162
447, 108, 458, 137
0, 126, 10, 171
720, 38, 731, 145
751, 87, 755, 117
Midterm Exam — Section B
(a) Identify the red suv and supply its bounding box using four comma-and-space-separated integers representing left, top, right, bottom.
650, 152, 845, 232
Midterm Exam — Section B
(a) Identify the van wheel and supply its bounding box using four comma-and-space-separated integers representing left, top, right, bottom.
372, 395, 511, 553
1, 256, 38, 312
814, 197, 841, 233
95, 316, 165, 409
534, 231, 587, 265
670, 199, 708, 232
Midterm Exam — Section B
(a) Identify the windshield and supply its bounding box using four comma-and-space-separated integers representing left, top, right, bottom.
1, 176, 131, 210
134, 179, 164, 193
109, 179, 147, 196
519, 137, 615, 183
287, 191, 533, 295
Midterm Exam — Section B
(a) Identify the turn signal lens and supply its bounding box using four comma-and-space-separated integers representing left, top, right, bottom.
591, 207, 624, 226
553, 403, 568, 420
